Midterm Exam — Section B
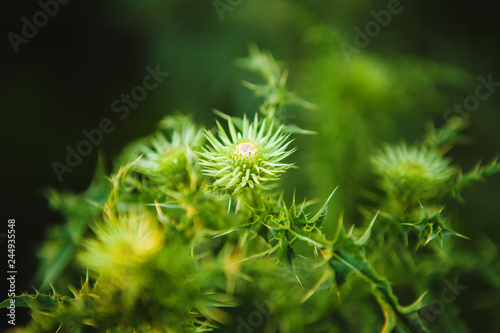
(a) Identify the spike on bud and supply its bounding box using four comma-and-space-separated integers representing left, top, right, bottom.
199, 114, 295, 195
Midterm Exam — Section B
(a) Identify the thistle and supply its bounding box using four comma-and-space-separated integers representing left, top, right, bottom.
372, 143, 457, 202
134, 115, 204, 184
199, 113, 295, 195
78, 209, 164, 277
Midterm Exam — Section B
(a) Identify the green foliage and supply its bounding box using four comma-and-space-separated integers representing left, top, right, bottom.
296, 26, 473, 226
3, 48, 499, 333
237, 45, 316, 124
370, 116, 499, 249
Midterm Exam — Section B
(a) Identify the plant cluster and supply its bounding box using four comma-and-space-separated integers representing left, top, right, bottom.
2, 48, 499, 333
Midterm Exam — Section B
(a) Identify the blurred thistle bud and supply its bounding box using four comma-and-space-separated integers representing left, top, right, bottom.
78, 210, 164, 276
372, 143, 457, 202
134, 115, 204, 184
199, 113, 295, 195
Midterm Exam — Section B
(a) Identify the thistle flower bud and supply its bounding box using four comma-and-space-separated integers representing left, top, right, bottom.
134, 115, 204, 184
78, 211, 164, 276
199, 114, 295, 195
372, 143, 457, 201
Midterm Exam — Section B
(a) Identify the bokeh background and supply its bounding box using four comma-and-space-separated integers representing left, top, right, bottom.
2, 0, 500, 331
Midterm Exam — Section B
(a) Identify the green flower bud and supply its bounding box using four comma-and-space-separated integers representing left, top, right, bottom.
78, 211, 164, 277
199, 114, 295, 195
372, 143, 457, 201
134, 115, 204, 184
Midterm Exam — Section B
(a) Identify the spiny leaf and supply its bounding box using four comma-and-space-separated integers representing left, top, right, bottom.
456, 156, 500, 192
331, 250, 429, 333
354, 211, 379, 246
0, 293, 62, 311
310, 187, 338, 224
277, 238, 299, 275
301, 269, 333, 303
283, 124, 317, 135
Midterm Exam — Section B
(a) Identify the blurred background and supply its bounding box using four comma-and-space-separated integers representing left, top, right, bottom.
1, 0, 500, 331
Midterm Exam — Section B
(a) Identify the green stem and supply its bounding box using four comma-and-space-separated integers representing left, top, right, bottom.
331, 250, 428, 333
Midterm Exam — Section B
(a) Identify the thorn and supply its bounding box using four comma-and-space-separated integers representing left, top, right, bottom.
235, 198, 242, 214
295, 274, 304, 289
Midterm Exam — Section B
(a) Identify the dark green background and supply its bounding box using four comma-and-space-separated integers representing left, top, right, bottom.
2, 0, 500, 331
